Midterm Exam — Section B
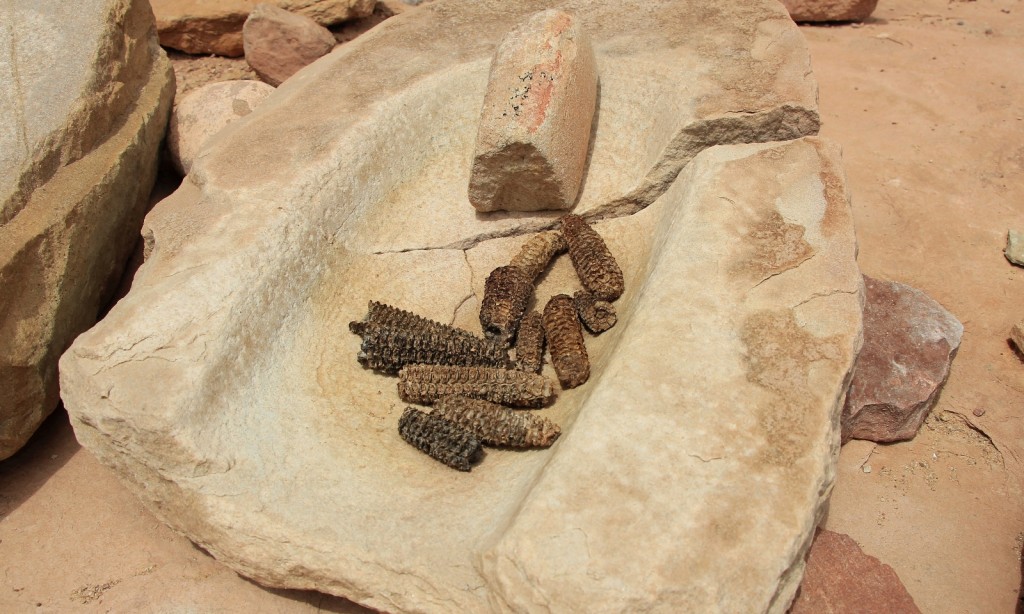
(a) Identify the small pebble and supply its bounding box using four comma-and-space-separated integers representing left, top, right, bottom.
862, 464, 872, 474
973, 408, 985, 417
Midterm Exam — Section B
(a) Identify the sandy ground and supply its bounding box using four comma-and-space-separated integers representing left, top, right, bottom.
1, 0, 1022, 612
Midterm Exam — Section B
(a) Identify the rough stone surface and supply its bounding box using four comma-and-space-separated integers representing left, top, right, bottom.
1010, 320, 1024, 355
1005, 229, 1024, 266
168, 80, 275, 175
781, 0, 878, 22
790, 530, 922, 614
153, 0, 374, 56
60, 2, 858, 612
243, 4, 336, 87
468, 9, 597, 213
842, 276, 963, 444
0, 0, 174, 460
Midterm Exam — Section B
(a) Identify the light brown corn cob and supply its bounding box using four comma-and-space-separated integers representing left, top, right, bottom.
398, 407, 482, 471
573, 289, 617, 334
350, 301, 477, 339
398, 364, 555, 408
543, 294, 590, 389
433, 395, 561, 448
561, 214, 624, 301
510, 231, 568, 281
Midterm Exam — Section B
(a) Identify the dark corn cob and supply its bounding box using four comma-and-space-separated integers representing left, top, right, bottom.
510, 231, 568, 281
514, 311, 546, 373
350, 302, 511, 373
573, 290, 617, 334
398, 364, 555, 408
543, 294, 590, 389
398, 407, 482, 471
433, 395, 561, 448
356, 326, 511, 373
350, 301, 478, 339
479, 265, 533, 343
561, 214, 624, 301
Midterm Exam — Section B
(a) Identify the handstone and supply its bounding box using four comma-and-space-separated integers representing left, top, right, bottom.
59, 1, 861, 612
468, 9, 597, 213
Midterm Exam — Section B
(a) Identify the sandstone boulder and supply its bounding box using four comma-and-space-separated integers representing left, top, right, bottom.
60, 2, 859, 612
468, 10, 597, 213
153, 0, 374, 56
168, 80, 276, 175
781, 0, 879, 23
1010, 320, 1024, 355
243, 4, 337, 86
790, 530, 921, 613
842, 276, 963, 444
0, 0, 173, 460
1005, 229, 1024, 267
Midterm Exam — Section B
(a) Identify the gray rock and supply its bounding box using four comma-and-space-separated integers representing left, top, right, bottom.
842, 276, 964, 443
0, 0, 173, 460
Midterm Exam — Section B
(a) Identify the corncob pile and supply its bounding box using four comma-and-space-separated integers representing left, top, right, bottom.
349, 214, 623, 471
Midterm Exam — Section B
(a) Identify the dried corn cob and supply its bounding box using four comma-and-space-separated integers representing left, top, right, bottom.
398, 407, 482, 471
350, 301, 477, 339
573, 289, 617, 334
561, 214, 624, 301
350, 302, 511, 373
514, 311, 546, 373
398, 364, 555, 408
356, 326, 511, 373
433, 395, 561, 448
543, 294, 590, 389
510, 231, 568, 281
479, 265, 533, 342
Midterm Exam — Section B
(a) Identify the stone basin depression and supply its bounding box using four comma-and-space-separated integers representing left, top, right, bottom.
59, 1, 864, 612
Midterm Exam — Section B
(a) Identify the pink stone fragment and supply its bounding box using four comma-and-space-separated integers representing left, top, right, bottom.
790, 530, 921, 614
243, 3, 337, 87
841, 276, 963, 444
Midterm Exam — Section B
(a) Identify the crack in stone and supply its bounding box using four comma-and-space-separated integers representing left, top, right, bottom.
791, 288, 859, 309
369, 105, 820, 255
751, 251, 817, 290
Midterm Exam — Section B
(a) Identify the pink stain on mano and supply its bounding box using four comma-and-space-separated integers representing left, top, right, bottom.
522, 12, 574, 133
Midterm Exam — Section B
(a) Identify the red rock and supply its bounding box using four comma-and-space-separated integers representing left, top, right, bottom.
154, 0, 373, 56
842, 276, 963, 443
790, 530, 921, 613
243, 4, 337, 86
781, 0, 878, 23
